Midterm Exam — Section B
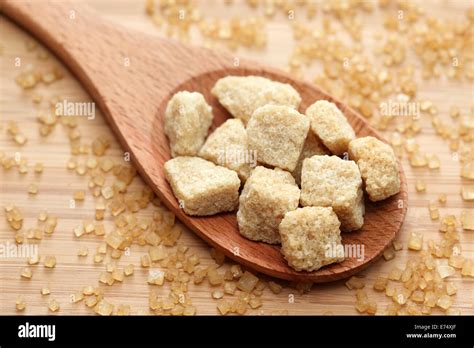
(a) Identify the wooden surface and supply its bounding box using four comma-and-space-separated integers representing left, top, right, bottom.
0, 0, 473, 315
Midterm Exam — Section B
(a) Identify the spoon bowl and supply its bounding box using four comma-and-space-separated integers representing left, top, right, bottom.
3, 0, 407, 282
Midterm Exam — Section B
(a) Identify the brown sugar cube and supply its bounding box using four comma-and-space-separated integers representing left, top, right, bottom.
211, 75, 301, 125
237, 166, 300, 244
198, 118, 253, 182
348, 136, 401, 201
300, 155, 364, 232
164, 91, 213, 157
279, 206, 345, 272
291, 131, 330, 185
305, 100, 355, 155
164, 156, 240, 216
247, 105, 310, 172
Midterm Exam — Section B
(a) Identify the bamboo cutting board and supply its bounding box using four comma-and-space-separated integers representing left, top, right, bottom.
0, 0, 473, 315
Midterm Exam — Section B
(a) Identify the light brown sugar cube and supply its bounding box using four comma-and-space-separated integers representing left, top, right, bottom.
279, 207, 345, 272
237, 166, 300, 244
211, 75, 301, 125
300, 155, 364, 232
164, 91, 214, 157
291, 131, 330, 185
198, 119, 253, 182
164, 156, 240, 216
305, 100, 355, 155
247, 105, 310, 172
348, 136, 401, 202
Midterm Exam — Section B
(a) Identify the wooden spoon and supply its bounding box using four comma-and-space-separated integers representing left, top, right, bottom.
2, 0, 407, 282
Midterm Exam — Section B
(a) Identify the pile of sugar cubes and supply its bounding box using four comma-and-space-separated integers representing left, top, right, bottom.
164, 76, 401, 272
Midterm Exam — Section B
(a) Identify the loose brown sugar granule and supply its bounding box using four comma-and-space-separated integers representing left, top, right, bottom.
20, 267, 32, 279
408, 231, 423, 251
268, 281, 283, 294
28, 254, 40, 265
237, 271, 259, 293
41, 287, 50, 296
207, 268, 224, 286
44, 255, 56, 268
16, 296, 26, 311
211, 289, 224, 299
124, 264, 134, 276
28, 183, 39, 195
71, 293, 84, 303
345, 276, 365, 290
461, 210, 474, 230
383, 247, 395, 261
48, 299, 60, 312
373, 277, 388, 292
94, 299, 114, 316
116, 304, 131, 316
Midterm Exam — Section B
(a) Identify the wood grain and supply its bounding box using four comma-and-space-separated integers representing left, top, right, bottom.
1, 0, 408, 282
0, 0, 472, 315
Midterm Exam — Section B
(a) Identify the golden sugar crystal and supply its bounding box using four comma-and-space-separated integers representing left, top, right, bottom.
373, 277, 387, 292
148, 269, 165, 285
116, 304, 131, 315
415, 180, 426, 192
411, 290, 424, 303
461, 185, 474, 201
211, 289, 224, 299
393, 288, 411, 305
20, 267, 32, 279
124, 264, 134, 276
408, 231, 423, 251
85, 295, 98, 308
149, 245, 167, 262
437, 295, 453, 311
94, 223, 105, 236
446, 282, 457, 296
207, 268, 224, 286
461, 210, 474, 230
388, 266, 403, 281
73, 225, 85, 238
28, 183, 39, 194
73, 190, 85, 201
428, 202, 439, 220
112, 269, 124, 282
224, 281, 237, 295
410, 152, 428, 167
41, 287, 50, 296
71, 292, 84, 303
448, 255, 465, 269
105, 230, 125, 250
48, 299, 60, 312
383, 247, 395, 261
461, 162, 474, 180
77, 246, 88, 256
94, 299, 114, 316
141, 254, 151, 268
38, 210, 48, 222
461, 259, 474, 277
99, 272, 114, 286
268, 281, 282, 294
16, 296, 26, 311
249, 297, 263, 309
345, 276, 365, 290
427, 154, 440, 169
93, 254, 103, 263
237, 271, 259, 292
28, 254, 40, 265
44, 255, 56, 268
